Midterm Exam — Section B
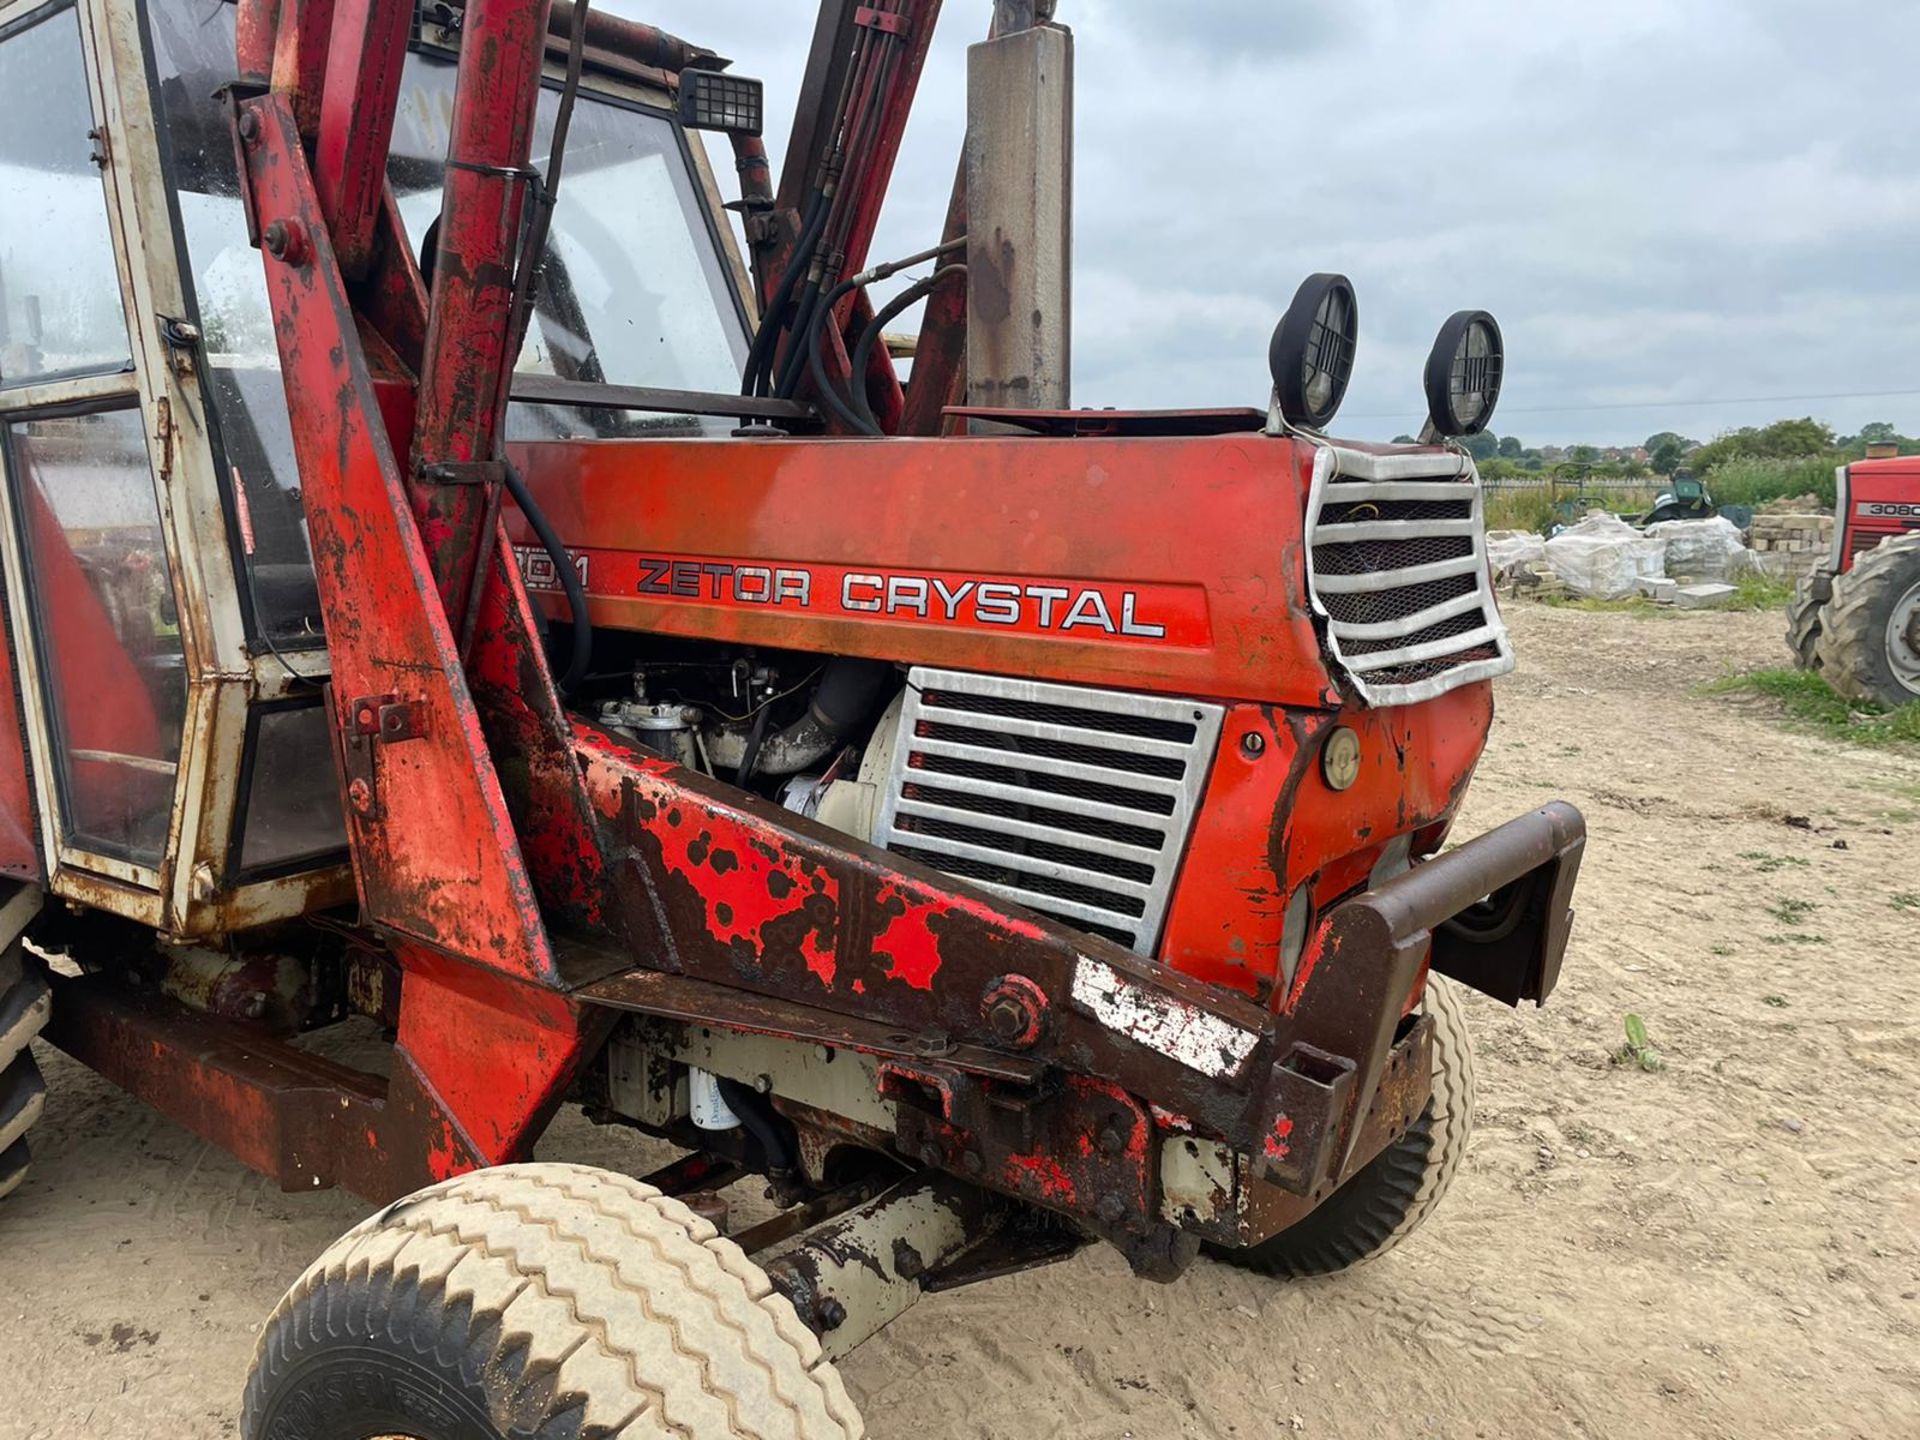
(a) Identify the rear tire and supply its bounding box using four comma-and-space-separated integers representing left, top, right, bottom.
0, 939, 51, 1202
1814, 534, 1920, 708
1785, 572, 1829, 671
242, 1161, 864, 1440
1208, 977, 1475, 1278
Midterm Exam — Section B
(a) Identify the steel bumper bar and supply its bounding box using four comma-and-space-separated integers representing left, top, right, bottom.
1248, 800, 1587, 1198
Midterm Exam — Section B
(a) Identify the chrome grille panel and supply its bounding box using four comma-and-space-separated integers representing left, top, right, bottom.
1304, 446, 1515, 705
873, 669, 1224, 955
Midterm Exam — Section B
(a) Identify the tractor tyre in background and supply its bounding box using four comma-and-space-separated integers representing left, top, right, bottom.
1814, 534, 1920, 708
0, 935, 51, 1202
242, 1161, 864, 1440
1207, 976, 1475, 1279
1785, 571, 1830, 671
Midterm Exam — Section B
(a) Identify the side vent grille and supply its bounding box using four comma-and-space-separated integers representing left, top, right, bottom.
873, 669, 1224, 955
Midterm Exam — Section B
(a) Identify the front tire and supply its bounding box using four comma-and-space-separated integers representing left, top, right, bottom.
242, 1162, 864, 1440
1785, 572, 1829, 671
1209, 976, 1475, 1278
1815, 534, 1920, 708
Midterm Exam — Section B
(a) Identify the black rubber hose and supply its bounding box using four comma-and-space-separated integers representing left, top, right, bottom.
734, 693, 772, 787
805, 278, 880, 435
741, 190, 829, 398
849, 264, 966, 434
502, 460, 590, 694
716, 1077, 795, 1176
811, 656, 892, 732
773, 278, 825, 399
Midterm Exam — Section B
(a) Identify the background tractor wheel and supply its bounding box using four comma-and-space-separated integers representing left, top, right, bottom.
1814, 534, 1920, 708
1785, 572, 1830, 671
242, 1162, 864, 1440
1208, 976, 1475, 1279
0, 936, 51, 1203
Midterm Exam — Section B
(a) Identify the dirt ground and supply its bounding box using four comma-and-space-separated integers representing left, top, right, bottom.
5, 602, 1918, 1440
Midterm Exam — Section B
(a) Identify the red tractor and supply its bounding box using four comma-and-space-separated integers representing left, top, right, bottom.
1788, 453, 1920, 705
0, 0, 1585, 1433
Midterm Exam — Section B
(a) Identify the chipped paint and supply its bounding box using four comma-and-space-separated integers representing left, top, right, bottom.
1070, 955, 1259, 1081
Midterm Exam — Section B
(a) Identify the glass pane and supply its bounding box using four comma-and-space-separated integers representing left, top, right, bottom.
0, 4, 130, 388
147, 0, 321, 642
390, 51, 751, 439
238, 704, 346, 873
7, 408, 184, 864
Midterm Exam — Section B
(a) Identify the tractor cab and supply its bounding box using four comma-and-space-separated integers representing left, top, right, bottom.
0, 0, 753, 935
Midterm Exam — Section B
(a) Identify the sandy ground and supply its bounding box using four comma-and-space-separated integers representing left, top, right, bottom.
5, 602, 1919, 1440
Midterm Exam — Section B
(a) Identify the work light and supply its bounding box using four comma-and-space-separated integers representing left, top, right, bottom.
1423, 310, 1505, 438
679, 69, 764, 137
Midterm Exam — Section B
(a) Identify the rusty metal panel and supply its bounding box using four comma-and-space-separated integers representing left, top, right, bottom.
236, 94, 560, 985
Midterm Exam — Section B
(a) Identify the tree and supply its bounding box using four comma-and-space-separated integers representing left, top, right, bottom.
1643, 430, 1697, 454
1463, 431, 1499, 461
1497, 435, 1523, 459
1649, 438, 1685, 475
1569, 444, 1598, 466
1859, 421, 1899, 444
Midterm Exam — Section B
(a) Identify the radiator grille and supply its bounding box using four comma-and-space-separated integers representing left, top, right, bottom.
1304, 446, 1515, 705
872, 669, 1224, 955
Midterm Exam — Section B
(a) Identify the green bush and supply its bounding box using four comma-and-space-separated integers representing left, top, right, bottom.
1703, 456, 1840, 510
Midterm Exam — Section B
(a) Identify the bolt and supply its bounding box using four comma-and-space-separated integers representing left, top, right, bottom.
913, 1029, 953, 1058
815, 1297, 846, 1331
918, 1141, 943, 1168
262, 217, 309, 266
1095, 1193, 1128, 1225
237, 109, 260, 143
960, 1149, 984, 1177
347, 778, 373, 815
1241, 731, 1266, 758
1096, 1122, 1125, 1156
986, 997, 1027, 1044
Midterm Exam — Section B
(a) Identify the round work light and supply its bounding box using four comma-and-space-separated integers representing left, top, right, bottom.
1423, 310, 1505, 438
1270, 273, 1359, 431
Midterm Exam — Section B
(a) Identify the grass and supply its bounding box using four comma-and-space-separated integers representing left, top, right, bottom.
1892, 892, 1920, 912
1766, 897, 1818, 925
1703, 667, 1920, 747
1737, 849, 1809, 871
1721, 572, 1794, 610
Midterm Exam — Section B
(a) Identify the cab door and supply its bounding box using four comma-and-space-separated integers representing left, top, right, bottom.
0, 0, 187, 904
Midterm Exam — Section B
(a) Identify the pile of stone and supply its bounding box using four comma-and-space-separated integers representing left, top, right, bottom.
1747, 511, 1835, 581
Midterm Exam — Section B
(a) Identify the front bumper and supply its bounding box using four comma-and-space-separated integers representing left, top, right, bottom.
1232, 801, 1586, 1221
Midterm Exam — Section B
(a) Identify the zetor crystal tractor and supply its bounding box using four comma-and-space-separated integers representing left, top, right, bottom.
0, 0, 1586, 1433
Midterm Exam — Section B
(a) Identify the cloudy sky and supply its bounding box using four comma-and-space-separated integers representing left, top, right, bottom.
630, 0, 1920, 448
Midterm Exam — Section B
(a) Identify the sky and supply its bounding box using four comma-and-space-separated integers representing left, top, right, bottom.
626, 0, 1920, 448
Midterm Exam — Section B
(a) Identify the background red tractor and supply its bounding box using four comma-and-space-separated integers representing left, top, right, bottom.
1787, 451, 1920, 706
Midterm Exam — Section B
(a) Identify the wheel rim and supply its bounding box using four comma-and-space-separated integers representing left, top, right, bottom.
1887, 578, 1920, 695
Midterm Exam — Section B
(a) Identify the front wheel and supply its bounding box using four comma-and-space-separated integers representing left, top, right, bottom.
1815, 535, 1920, 708
1785, 571, 1830, 671
242, 1162, 864, 1440
1208, 976, 1475, 1278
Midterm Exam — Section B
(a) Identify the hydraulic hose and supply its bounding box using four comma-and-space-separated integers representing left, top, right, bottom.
502, 459, 591, 694
741, 190, 829, 399
849, 265, 967, 433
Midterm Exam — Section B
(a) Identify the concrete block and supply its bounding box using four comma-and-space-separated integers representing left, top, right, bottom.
1675, 582, 1737, 609
1636, 577, 1679, 602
